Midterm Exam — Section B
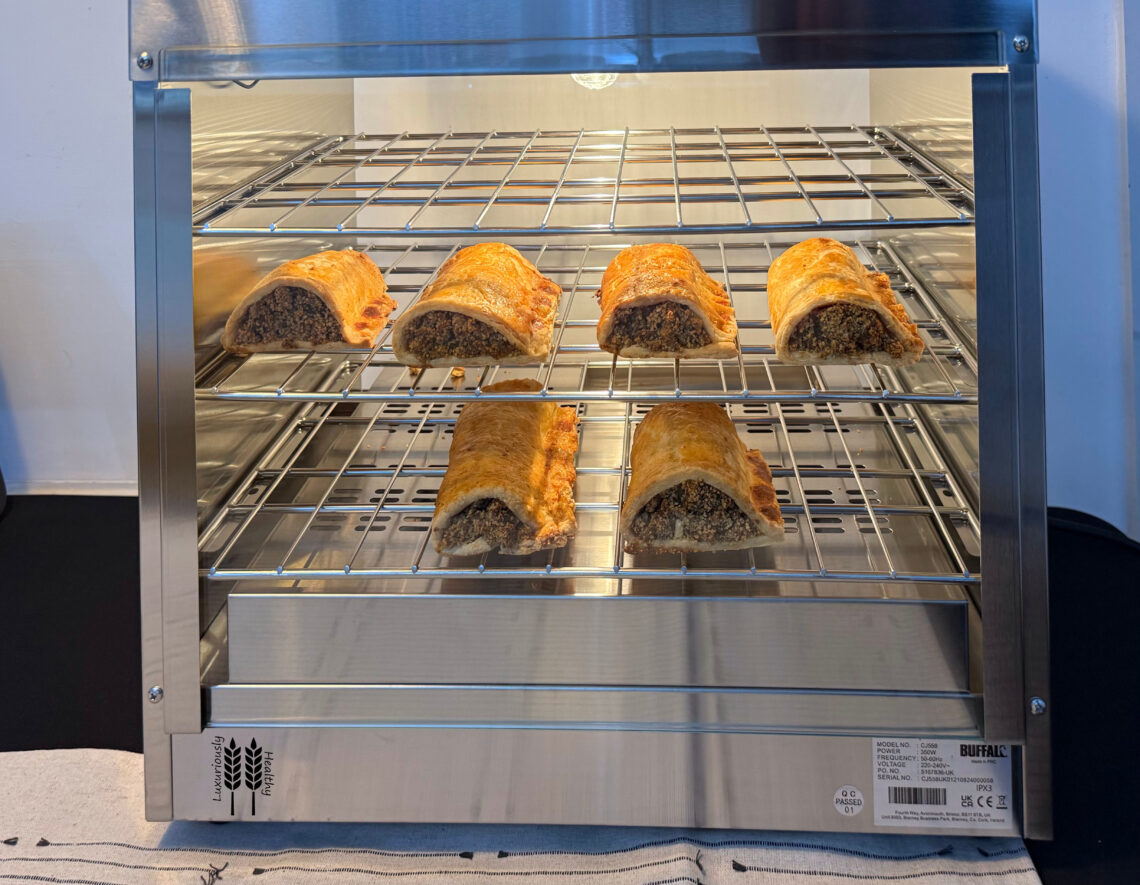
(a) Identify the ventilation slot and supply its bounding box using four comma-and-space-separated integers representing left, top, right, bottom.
399, 515, 432, 533
354, 514, 393, 533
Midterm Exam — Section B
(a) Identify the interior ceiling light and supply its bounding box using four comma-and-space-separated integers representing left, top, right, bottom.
571, 72, 619, 90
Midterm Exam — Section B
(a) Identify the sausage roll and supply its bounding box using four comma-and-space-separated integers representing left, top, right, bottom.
621, 403, 783, 554
767, 238, 924, 366
221, 249, 394, 354
596, 244, 739, 359
392, 243, 562, 368
433, 379, 579, 556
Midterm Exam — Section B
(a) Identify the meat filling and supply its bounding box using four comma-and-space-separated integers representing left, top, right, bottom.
786, 303, 904, 359
402, 311, 519, 362
607, 302, 712, 352
231, 286, 342, 346
441, 498, 528, 551
629, 480, 760, 544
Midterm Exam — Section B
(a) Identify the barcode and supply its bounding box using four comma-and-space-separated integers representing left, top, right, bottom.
888, 786, 947, 805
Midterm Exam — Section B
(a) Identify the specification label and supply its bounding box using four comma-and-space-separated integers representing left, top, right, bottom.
873, 739, 1014, 830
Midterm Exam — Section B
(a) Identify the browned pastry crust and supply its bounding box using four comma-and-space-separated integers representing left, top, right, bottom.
221, 249, 394, 354
767, 237, 924, 366
392, 243, 562, 368
596, 244, 739, 359
432, 379, 579, 556
621, 403, 783, 553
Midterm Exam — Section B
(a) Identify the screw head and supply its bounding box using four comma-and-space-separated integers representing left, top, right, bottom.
136, 51, 154, 70
1012, 35, 1030, 53
147, 685, 164, 704
1029, 696, 1046, 716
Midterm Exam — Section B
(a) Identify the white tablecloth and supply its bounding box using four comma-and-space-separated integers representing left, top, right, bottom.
0, 749, 1040, 884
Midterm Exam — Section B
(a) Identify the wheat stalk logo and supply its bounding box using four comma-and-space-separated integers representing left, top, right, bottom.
222, 738, 241, 816
244, 739, 264, 816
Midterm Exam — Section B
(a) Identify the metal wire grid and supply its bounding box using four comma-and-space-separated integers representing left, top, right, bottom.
191, 132, 334, 209
890, 123, 974, 189
191, 126, 974, 237
886, 232, 978, 355
196, 240, 977, 407
199, 363, 979, 587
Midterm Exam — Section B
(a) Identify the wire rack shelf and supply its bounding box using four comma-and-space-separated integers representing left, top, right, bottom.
192, 125, 974, 238
199, 393, 979, 588
196, 239, 978, 409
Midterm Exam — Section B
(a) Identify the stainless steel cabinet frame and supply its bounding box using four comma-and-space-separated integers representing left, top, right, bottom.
133, 0, 1050, 837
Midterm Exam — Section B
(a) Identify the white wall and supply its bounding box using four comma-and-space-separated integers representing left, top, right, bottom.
1126, 1, 1140, 536
1037, 0, 1139, 538
0, 2, 136, 493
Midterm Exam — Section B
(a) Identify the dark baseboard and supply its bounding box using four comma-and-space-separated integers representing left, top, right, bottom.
0, 495, 142, 753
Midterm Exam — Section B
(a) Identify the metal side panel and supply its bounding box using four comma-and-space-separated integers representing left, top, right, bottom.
228, 595, 970, 693
153, 87, 201, 737
1007, 63, 1051, 843
207, 685, 981, 736
974, 71, 1024, 744
973, 68, 1051, 837
134, 80, 172, 821
170, 727, 1020, 835
136, 82, 200, 818
130, 0, 1036, 82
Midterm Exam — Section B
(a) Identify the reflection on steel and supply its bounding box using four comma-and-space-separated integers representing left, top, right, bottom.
130, 0, 1037, 82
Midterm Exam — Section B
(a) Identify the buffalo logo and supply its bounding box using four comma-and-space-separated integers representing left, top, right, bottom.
959, 744, 1008, 759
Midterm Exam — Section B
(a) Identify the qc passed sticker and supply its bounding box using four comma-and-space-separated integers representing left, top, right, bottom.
873, 739, 1013, 829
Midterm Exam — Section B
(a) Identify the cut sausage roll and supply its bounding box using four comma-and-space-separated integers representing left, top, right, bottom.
221, 248, 395, 354
767, 237, 924, 366
621, 403, 783, 554
433, 379, 579, 556
392, 243, 562, 367
596, 244, 739, 359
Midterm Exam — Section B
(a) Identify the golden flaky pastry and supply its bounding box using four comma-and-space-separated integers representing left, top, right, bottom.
596, 244, 739, 359
767, 238, 924, 366
392, 243, 562, 368
221, 249, 394, 354
432, 379, 579, 556
621, 403, 783, 554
